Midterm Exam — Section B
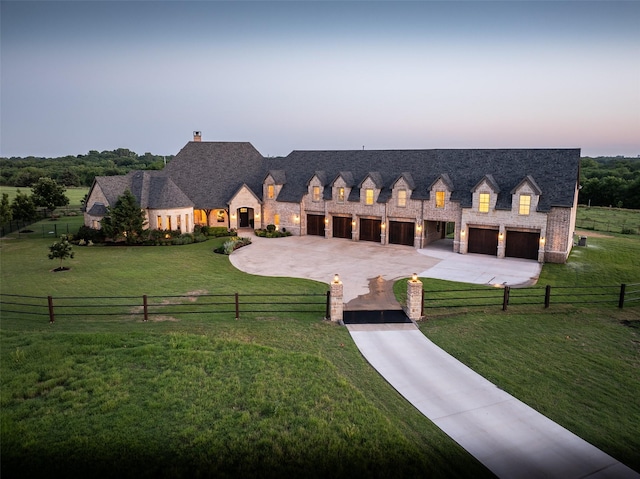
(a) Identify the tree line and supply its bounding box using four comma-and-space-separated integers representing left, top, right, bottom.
1, 150, 639, 209
578, 157, 640, 209
0, 148, 172, 187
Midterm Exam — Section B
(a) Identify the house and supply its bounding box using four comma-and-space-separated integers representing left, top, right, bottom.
84, 132, 581, 263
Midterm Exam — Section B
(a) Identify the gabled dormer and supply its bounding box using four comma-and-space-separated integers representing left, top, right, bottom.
471, 174, 500, 213
510, 175, 542, 215
391, 173, 415, 207
263, 170, 286, 201
429, 173, 454, 209
307, 171, 327, 202
331, 171, 355, 204
358, 172, 384, 206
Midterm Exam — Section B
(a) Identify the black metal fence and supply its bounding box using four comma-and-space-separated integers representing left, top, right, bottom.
0, 292, 331, 323
422, 283, 639, 311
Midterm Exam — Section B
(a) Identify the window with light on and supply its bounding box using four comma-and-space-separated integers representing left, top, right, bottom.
479, 193, 490, 213
519, 194, 531, 215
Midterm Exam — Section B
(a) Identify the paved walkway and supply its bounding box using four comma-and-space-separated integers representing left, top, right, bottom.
347, 324, 639, 479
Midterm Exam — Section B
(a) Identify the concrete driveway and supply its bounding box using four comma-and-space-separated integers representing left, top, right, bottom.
230, 234, 541, 303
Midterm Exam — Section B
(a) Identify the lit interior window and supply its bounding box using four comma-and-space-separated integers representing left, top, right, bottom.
519, 194, 531, 215
397, 189, 407, 207
268, 185, 274, 199
435, 191, 445, 208
313, 186, 321, 202
337, 187, 345, 203
365, 188, 374, 205
479, 193, 490, 213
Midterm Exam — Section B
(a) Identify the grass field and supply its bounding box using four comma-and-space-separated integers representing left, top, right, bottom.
576, 205, 640, 235
0, 185, 88, 209
1, 219, 639, 477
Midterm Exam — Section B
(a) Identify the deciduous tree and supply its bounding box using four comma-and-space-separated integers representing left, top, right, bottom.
31, 177, 69, 218
48, 234, 75, 271
10, 190, 38, 222
0, 193, 12, 225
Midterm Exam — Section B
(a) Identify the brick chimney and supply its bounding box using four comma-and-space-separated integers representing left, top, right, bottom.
193, 131, 202, 142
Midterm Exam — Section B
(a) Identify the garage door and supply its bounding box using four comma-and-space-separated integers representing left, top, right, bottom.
506, 231, 540, 260
360, 218, 381, 242
333, 216, 351, 239
307, 214, 325, 236
389, 221, 415, 246
468, 228, 498, 256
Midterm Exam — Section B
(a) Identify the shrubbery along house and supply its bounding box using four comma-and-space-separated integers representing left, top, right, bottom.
85, 132, 581, 263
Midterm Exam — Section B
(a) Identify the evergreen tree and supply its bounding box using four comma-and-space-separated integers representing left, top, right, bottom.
31, 177, 69, 218
10, 190, 38, 222
0, 193, 12, 225
101, 189, 147, 244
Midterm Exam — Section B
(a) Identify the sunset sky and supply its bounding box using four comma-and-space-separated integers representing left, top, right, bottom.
1, 1, 639, 158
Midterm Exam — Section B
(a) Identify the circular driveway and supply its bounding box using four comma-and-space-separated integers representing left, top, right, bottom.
230, 234, 541, 303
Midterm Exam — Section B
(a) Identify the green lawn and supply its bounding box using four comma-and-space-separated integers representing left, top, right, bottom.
0, 185, 88, 209
1, 225, 490, 478
576, 205, 640, 235
1, 221, 639, 477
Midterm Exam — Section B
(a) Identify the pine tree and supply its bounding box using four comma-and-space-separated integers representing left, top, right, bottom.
101, 189, 147, 244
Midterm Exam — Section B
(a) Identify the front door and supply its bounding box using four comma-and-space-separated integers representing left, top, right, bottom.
238, 208, 253, 228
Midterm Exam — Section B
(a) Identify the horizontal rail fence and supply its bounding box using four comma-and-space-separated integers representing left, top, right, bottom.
422, 283, 636, 312
0, 292, 330, 323
575, 218, 639, 235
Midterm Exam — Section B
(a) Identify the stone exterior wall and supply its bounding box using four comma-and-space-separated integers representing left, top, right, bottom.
545, 205, 575, 263
149, 207, 194, 233
84, 184, 109, 228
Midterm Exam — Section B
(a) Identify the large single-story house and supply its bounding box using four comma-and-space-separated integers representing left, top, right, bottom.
85, 132, 581, 263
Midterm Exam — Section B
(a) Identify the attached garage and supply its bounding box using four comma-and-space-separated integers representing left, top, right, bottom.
360, 218, 381, 242
333, 216, 351, 239
505, 230, 540, 260
306, 214, 325, 236
468, 227, 498, 256
389, 221, 415, 246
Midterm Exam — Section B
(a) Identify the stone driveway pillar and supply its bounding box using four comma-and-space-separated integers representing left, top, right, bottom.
330, 274, 344, 322
406, 274, 423, 321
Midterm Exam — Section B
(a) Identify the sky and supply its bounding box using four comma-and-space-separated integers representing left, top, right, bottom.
1, 1, 639, 159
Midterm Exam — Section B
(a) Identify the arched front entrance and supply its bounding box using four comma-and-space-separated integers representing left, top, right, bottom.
237, 207, 254, 228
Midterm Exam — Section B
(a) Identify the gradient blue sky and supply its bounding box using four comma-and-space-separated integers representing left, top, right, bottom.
1, 1, 639, 158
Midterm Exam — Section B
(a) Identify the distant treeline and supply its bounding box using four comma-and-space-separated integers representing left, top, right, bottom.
1, 151, 639, 209
578, 157, 640, 209
0, 149, 172, 187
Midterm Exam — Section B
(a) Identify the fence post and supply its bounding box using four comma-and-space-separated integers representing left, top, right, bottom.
325, 291, 330, 319
502, 286, 510, 311
545, 285, 551, 309
143, 295, 148, 321
619, 284, 626, 309
235, 292, 240, 320
48, 296, 55, 323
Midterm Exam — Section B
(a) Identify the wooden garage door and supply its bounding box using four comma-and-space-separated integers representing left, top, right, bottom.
333, 216, 351, 239
468, 228, 498, 256
389, 221, 415, 246
307, 214, 325, 236
360, 218, 381, 242
506, 231, 540, 260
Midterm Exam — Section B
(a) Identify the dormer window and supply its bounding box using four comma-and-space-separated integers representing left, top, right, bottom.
479, 193, 490, 213
313, 186, 321, 202
365, 188, 374, 205
267, 185, 274, 199
397, 189, 407, 207
435, 191, 445, 208
337, 187, 345, 203
519, 194, 531, 215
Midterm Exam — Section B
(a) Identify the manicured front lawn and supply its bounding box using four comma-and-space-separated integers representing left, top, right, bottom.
1, 229, 490, 478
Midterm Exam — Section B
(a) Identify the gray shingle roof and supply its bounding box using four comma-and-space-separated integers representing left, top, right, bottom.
163, 141, 265, 209
265, 149, 580, 211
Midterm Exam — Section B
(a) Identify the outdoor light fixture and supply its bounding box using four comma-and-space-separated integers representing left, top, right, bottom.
255, 212, 260, 218
381, 223, 386, 229
540, 237, 546, 245
411, 273, 418, 282
231, 213, 236, 219
351, 220, 356, 227
416, 224, 422, 231
324, 218, 329, 224
333, 274, 341, 284
461, 229, 466, 236
499, 233, 504, 240
294, 215, 299, 223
